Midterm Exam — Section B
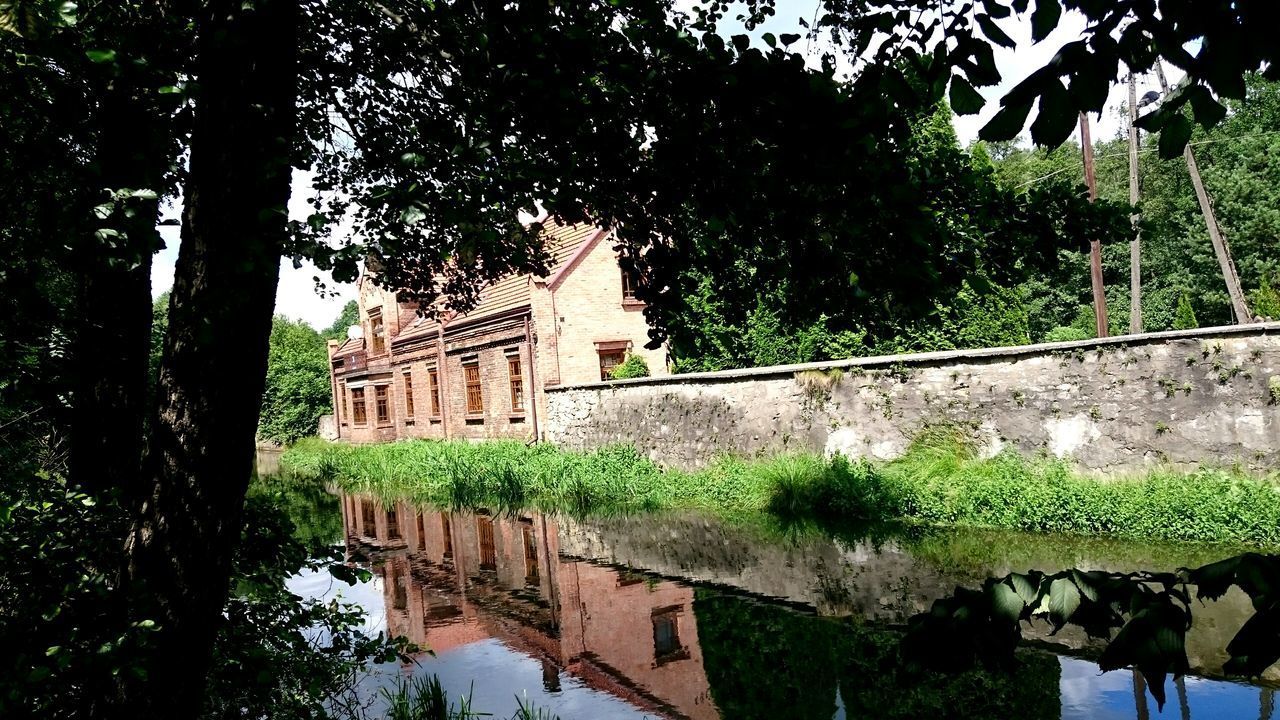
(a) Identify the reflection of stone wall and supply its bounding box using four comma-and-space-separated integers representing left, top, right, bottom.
546, 324, 1280, 473
558, 512, 1278, 681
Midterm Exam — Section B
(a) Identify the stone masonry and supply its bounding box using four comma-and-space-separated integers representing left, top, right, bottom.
545, 323, 1280, 474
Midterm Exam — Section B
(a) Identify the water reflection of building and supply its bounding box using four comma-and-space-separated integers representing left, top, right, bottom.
339, 494, 718, 720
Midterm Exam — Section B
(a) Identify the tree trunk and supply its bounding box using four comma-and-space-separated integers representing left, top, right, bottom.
112, 0, 297, 715
1127, 73, 1143, 334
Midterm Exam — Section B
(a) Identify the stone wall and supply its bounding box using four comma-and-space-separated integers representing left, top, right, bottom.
544, 324, 1280, 473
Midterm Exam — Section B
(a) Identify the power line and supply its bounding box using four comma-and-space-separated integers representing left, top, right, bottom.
1011, 129, 1280, 189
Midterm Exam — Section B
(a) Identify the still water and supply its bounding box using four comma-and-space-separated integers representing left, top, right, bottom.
273, 472, 1279, 718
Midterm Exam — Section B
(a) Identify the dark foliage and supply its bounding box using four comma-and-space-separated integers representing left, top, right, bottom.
694, 588, 1061, 719
904, 552, 1280, 709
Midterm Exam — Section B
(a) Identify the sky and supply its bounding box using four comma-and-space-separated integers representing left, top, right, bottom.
149, 3, 1183, 330
151, 171, 357, 331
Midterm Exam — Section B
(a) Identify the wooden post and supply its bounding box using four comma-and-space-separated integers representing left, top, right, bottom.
1128, 73, 1143, 334
1154, 62, 1253, 323
1080, 112, 1110, 337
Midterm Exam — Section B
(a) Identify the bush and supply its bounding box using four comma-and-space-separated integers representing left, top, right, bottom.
1252, 272, 1280, 320
1043, 326, 1091, 343
1173, 292, 1199, 330
609, 353, 650, 380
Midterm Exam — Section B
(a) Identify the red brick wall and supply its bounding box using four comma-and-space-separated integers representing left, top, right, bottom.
332, 231, 665, 444
439, 322, 535, 440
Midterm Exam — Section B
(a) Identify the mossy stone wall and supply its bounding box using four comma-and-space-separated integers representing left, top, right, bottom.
546, 324, 1280, 473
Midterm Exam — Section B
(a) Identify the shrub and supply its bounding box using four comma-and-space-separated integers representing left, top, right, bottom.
1173, 292, 1199, 330
609, 353, 650, 380
1252, 272, 1280, 320
1043, 326, 1091, 343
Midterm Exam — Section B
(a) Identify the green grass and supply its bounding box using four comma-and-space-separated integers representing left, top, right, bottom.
282, 435, 1280, 547
283, 437, 775, 516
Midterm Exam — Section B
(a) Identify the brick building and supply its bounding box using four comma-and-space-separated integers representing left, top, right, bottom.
326, 222, 667, 442
340, 493, 716, 720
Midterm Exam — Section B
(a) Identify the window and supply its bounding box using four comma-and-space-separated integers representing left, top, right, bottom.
369, 311, 386, 354
599, 350, 625, 381
403, 372, 415, 419
351, 387, 367, 425
416, 512, 425, 548
507, 354, 524, 412
375, 385, 392, 425
652, 608, 683, 660
360, 500, 376, 537
386, 507, 400, 539
477, 516, 496, 570
464, 362, 483, 414
388, 562, 407, 610
522, 522, 539, 583
428, 367, 442, 416
621, 266, 640, 301
441, 515, 453, 558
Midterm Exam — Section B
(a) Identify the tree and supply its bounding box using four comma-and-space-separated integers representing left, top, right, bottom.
662, 103, 1120, 370
116, 1, 297, 714
258, 317, 333, 445
323, 299, 358, 340
1173, 292, 1199, 330
988, 73, 1280, 335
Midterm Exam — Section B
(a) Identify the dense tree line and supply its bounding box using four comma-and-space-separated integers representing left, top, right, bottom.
668, 74, 1280, 372
987, 72, 1280, 339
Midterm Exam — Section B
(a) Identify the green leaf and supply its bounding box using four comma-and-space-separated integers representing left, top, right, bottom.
1029, 79, 1075, 147
1030, 0, 1061, 43
988, 581, 1024, 623
981, 0, 1011, 19
731, 34, 750, 53
762, 32, 776, 49
975, 14, 1015, 49
1157, 114, 1192, 159
1009, 572, 1040, 605
85, 48, 116, 64
979, 99, 1033, 142
779, 33, 800, 46
1070, 569, 1101, 602
399, 204, 426, 226
949, 76, 985, 115
1188, 87, 1227, 127
1048, 576, 1081, 629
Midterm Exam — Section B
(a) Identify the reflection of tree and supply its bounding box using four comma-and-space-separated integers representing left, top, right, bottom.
693, 589, 1060, 720
248, 472, 343, 546
903, 553, 1280, 709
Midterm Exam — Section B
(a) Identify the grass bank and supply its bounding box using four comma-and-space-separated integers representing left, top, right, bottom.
282, 436, 1280, 547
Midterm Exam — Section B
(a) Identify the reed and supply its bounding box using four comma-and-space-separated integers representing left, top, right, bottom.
282, 435, 1280, 546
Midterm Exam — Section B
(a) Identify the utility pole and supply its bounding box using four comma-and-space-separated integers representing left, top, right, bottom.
1080, 111, 1110, 337
1127, 73, 1143, 334
1153, 62, 1253, 323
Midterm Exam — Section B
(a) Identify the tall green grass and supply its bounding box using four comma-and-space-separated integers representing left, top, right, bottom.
282, 436, 1280, 547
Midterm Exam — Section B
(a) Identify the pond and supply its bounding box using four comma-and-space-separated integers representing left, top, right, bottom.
266, 460, 1280, 719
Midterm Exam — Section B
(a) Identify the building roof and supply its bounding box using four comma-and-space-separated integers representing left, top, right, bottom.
332, 336, 363, 357
393, 220, 605, 343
